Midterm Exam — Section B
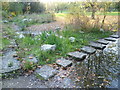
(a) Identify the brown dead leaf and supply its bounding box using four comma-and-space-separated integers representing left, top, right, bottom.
29, 57, 33, 59
77, 76, 81, 79
37, 66, 41, 68
57, 60, 61, 63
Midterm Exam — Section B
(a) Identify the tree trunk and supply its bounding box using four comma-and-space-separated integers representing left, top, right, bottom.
90, 3, 96, 19
101, 14, 106, 29
91, 9, 95, 19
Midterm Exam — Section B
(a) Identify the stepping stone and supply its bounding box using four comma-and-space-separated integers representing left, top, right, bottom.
35, 65, 58, 80
104, 37, 116, 42
56, 58, 72, 68
110, 35, 119, 38
81, 46, 96, 54
25, 55, 38, 63
89, 42, 106, 50
97, 39, 109, 45
1, 50, 21, 73
67, 51, 87, 61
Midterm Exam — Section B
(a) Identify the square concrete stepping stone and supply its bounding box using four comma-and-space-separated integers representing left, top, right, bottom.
97, 39, 109, 45
81, 46, 96, 54
1, 50, 21, 73
89, 42, 106, 50
35, 65, 58, 80
67, 51, 87, 61
56, 58, 72, 68
104, 37, 116, 42
110, 35, 119, 38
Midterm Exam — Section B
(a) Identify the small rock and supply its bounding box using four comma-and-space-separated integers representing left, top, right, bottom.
46, 33, 50, 37
13, 54, 18, 57
29, 18, 32, 21
100, 28, 104, 32
22, 18, 28, 22
69, 37, 76, 42
3, 20, 8, 23
40, 44, 56, 51
19, 34, 25, 38
55, 27, 61, 31
79, 31, 84, 33
59, 36, 64, 39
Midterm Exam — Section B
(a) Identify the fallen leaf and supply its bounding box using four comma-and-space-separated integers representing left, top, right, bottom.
37, 66, 41, 68
29, 57, 33, 59
57, 60, 61, 63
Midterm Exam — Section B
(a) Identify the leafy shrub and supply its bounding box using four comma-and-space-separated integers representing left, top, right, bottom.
9, 2, 24, 15
30, 2, 45, 13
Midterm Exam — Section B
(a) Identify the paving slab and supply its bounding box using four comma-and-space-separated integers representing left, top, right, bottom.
97, 39, 109, 45
56, 58, 72, 68
67, 51, 87, 61
81, 46, 96, 54
45, 75, 75, 88
1, 50, 21, 73
104, 37, 116, 42
89, 42, 106, 50
35, 65, 58, 80
110, 35, 119, 38
2, 74, 47, 88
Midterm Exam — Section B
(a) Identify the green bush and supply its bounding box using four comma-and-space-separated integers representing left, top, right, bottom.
9, 2, 24, 15
30, 2, 45, 13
